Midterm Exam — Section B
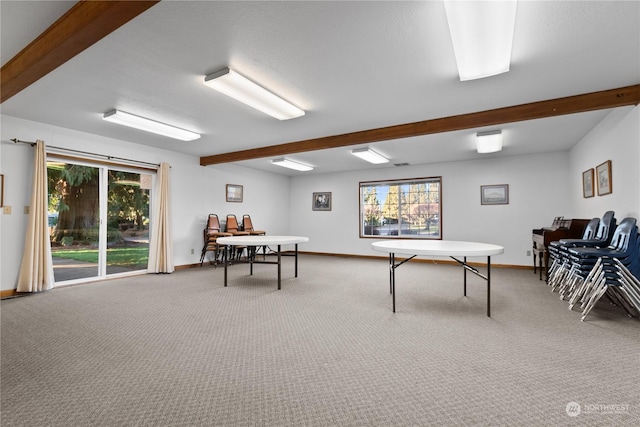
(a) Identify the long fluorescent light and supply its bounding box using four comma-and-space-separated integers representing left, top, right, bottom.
351, 148, 389, 164
271, 158, 313, 171
204, 68, 305, 120
444, 0, 517, 81
476, 130, 503, 153
103, 109, 201, 141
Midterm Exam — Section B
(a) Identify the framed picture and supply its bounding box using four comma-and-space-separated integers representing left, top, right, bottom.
480, 184, 509, 205
226, 184, 243, 202
596, 160, 612, 196
582, 168, 594, 198
312, 192, 331, 211
0, 174, 4, 207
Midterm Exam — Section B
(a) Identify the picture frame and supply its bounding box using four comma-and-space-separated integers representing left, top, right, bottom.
582, 168, 594, 198
480, 184, 509, 205
312, 192, 332, 211
226, 184, 243, 203
0, 174, 4, 207
596, 160, 612, 196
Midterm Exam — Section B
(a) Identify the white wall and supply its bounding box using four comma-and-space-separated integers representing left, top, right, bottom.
289, 152, 573, 266
0, 115, 290, 290
570, 106, 640, 220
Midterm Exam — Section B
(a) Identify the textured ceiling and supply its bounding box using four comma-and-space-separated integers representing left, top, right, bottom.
1, 1, 639, 175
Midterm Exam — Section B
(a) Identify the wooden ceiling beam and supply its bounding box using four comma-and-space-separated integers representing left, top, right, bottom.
1, 0, 159, 103
200, 84, 640, 166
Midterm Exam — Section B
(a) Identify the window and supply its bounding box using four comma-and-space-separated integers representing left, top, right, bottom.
360, 177, 441, 239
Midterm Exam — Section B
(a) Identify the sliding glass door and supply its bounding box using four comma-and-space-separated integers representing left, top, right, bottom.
47, 159, 151, 284
106, 169, 151, 275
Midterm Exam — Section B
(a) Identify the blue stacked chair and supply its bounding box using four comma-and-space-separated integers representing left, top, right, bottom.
547, 211, 616, 293
579, 236, 640, 320
563, 217, 638, 316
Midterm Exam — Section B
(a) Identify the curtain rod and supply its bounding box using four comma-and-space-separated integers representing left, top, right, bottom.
10, 138, 161, 168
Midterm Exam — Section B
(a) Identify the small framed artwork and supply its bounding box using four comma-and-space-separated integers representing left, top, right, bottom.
596, 160, 612, 196
312, 192, 332, 211
582, 168, 594, 198
481, 184, 509, 205
0, 174, 4, 207
226, 184, 243, 202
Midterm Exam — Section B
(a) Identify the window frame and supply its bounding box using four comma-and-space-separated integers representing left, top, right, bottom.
359, 176, 442, 239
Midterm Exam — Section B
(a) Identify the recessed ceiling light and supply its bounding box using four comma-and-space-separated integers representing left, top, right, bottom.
102, 109, 201, 141
271, 158, 313, 171
204, 68, 305, 120
351, 148, 389, 164
476, 130, 503, 153
444, 0, 517, 81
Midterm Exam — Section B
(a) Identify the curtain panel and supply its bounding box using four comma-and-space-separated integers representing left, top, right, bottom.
17, 140, 54, 292
148, 162, 174, 273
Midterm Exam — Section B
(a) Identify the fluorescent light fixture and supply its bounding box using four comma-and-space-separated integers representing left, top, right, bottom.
271, 158, 313, 171
102, 109, 201, 141
444, 0, 517, 81
351, 148, 389, 164
204, 68, 305, 120
476, 130, 503, 153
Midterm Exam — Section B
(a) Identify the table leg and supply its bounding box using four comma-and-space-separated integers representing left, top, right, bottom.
223, 245, 228, 287
295, 244, 299, 277
487, 256, 491, 317
277, 244, 282, 290
463, 256, 467, 296
391, 252, 396, 313
249, 246, 254, 276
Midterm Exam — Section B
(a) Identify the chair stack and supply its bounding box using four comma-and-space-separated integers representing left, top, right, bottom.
200, 214, 232, 266
546, 211, 616, 293
561, 218, 639, 320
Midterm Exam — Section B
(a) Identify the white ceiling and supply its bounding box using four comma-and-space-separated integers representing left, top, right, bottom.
1, 1, 638, 176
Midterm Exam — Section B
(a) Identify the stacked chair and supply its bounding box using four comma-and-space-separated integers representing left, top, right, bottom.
199, 214, 232, 266
551, 217, 639, 321
547, 211, 616, 293
225, 214, 250, 260
242, 214, 267, 258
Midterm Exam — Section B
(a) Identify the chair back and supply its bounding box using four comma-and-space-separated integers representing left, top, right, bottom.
243, 214, 254, 232
206, 214, 222, 234
582, 218, 600, 239
607, 217, 638, 252
226, 214, 241, 232
595, 210, 616, 243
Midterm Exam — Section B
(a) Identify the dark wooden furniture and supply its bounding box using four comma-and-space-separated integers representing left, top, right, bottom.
532, 217, 590, 280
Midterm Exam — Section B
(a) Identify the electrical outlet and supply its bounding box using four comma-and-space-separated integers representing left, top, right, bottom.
3, 206, 11, 215
526, 250, 531, 256
190, 248, 194, 255
24, 206, 30, 214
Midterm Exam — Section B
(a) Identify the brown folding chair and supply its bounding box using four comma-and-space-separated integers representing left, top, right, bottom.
225, 214, 250, 260
200, 214, 232, 266
243, 214, 267, 258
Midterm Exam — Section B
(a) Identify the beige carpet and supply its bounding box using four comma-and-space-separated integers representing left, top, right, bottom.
1, 254, 638, 426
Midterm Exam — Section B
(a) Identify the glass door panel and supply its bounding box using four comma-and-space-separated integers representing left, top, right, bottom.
106, 170, 150, 274
47, 161, 101, 282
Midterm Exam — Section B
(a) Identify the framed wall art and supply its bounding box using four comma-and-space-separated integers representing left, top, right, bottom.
480, 184, 509, 205
582, 168, 594, 198
596, 160, 612, 196
312, 192, 331, 211
226, 184, 243, 202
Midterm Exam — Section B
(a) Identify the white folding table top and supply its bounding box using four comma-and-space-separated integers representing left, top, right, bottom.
216, 235, 309, 246
372, 240, 504, 257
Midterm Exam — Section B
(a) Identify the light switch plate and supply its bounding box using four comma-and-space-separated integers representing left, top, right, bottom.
3, 206, 11, 214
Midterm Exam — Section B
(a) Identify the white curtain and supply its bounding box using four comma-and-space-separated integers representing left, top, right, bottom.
148, 162, 174, 273
17, 140, 54, 292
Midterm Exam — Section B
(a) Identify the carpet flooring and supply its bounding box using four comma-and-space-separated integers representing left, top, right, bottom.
1, 254, 638, 426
